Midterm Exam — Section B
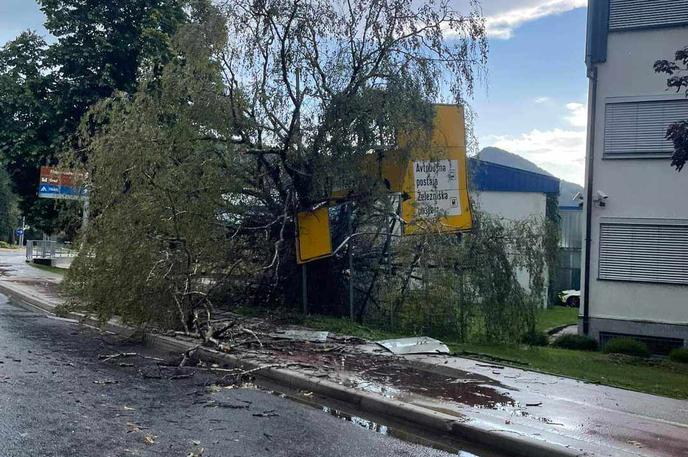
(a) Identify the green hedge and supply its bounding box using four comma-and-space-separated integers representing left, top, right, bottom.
552, 334, 598, 351
520, 330, 549, 347
603, 338, 650, 358
669, 348, 688, 364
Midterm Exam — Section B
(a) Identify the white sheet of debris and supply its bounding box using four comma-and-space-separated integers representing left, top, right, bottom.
271, 330, 330, 342
375, 337, 450, 355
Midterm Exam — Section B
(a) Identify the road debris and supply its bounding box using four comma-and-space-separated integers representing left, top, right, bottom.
375, 337, 450, 355
253, 410, 280, 418
202, 400, 249, 409
271, 330, 329, 343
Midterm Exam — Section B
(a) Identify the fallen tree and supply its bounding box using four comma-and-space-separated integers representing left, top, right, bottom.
64, 1, 558, 344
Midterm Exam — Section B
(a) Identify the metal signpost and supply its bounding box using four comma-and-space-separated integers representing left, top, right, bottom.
38, 167, 88, 200
37, 166, 89, 231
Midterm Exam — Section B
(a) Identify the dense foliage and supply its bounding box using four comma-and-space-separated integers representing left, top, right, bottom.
364, 212, 557, 342
65, 5, 238, 331
0, 168, 19, 242
655, 45, 688, 171
0, 0, 187, 233
669, 348, 688, 364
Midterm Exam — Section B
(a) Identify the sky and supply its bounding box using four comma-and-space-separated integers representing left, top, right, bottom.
0, 0, 589, 184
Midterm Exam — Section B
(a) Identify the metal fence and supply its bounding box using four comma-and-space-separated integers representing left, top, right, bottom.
25, 240, 76, 261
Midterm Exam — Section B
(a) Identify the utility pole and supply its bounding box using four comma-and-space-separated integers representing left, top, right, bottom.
348, 203, 354, 321
302, 263, 308, 315
81, 197, 90, 233
19, 216, 25, 247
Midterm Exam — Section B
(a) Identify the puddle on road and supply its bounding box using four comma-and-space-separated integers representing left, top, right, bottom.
322, 406, 488, 457
262, 388, 505, 457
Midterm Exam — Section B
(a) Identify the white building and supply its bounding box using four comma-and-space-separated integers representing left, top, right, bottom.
469, 159, 560, 307
583, 0, 688, 351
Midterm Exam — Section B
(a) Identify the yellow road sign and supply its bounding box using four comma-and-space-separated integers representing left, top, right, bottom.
296, 207, 333, 264
296, 104, 472, 264
400, 104, 473, 234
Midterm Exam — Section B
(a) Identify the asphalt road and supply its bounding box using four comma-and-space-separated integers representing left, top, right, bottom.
0, 294, 463, 457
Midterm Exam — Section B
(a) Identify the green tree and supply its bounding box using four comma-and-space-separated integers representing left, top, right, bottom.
64, 2, 247, 333
0, 168, 19, 242
655, 45, 688, 171
0, 32, 61, 233
0, 0, 187, 233
39, 0, 187, 143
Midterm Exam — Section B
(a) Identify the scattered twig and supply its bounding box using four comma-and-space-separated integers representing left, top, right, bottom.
203, 400, 249, 409
180, 345, 201, 368
238, 364, 283, 377
241, 328, 263, 349
99, 352, 166, 363
169, 373, 194, 380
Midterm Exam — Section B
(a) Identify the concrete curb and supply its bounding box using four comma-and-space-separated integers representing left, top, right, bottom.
0, 282, 582, 457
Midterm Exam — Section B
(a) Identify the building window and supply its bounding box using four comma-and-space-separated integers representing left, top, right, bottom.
599, 223, 688, 285
604, 99, 688, 159
609, 0, 688, 31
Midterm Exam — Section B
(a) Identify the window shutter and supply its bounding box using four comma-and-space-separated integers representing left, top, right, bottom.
599, 223, 688, 285
609, 0, 688, 31
604, 100, 688, 158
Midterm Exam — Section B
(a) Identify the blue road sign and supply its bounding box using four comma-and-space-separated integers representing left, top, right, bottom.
15, 228, 24, 237
38, 184, 86, 200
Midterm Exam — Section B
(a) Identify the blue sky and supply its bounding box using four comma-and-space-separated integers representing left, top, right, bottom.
474, 1, 589, 184
0, 0, 589, 184
0, 0, 46, 45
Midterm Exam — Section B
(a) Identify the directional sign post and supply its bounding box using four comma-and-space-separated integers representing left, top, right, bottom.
38, 167, 88, 201
37, 167, 90, 234
400, 104, 473, 234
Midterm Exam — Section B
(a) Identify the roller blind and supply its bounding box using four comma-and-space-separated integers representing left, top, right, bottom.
599, 223, 688, 285
604, 100, 688, 158
609, 0, 688, 31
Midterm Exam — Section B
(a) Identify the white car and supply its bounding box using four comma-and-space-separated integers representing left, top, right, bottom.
559, 289, 580, 307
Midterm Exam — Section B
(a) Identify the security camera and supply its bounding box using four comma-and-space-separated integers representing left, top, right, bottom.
594, 190, 608, 207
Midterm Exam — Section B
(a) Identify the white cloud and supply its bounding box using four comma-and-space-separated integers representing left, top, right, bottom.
484, 0, 588, 39
534, 96, 551, 104
482, 128, 586, 184
565, 102, 587, 128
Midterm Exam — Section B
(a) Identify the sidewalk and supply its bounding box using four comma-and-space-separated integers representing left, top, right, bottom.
1, 249, 687, 457
0, 248, 63, 309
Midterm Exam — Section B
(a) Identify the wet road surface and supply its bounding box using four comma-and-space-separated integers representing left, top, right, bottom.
0, 294, 468, 457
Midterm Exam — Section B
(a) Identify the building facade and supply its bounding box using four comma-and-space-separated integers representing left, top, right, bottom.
583, 0, 688, 351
